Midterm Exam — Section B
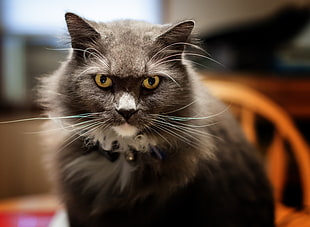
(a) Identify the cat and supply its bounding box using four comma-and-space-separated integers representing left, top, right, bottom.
38, 13, 274, 227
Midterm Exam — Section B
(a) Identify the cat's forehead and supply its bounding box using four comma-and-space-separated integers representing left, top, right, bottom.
93, 20, 164, 48
95, 20, 165, 77
103, 20, 165, 39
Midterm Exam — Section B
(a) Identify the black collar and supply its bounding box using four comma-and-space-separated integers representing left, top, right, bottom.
82, 140, 121, 162
81, 138, 166, 162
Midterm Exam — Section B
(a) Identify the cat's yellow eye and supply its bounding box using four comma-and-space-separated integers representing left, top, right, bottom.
94, 74, 112, 88
142, 76, 160, 90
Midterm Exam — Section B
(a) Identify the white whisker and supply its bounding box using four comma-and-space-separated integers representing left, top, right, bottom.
164, 118, 218, 129
156, 117, 223, 141
151, 70, 180, 87
149, 52, 183, 68
160, 101, 197, 115
0, 113, 95, 124
145, 124, 173, 148
76, 67, 101, 78
45, 47, 72, 52
25, 118, 102, 134
58, 121, 106, 152
183, 52, 225, 68
149, 42, 204, 63
155, 105, 230, 122
152, 118, 202, 149
157, 124, 202, 150
84, 47, 110, 69
148, 41, 225, 71
47, 47, 110, 69
152, 123, 196, 148
154, 118, 211, 139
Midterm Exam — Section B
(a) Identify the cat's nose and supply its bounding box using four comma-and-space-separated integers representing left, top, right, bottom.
115, 93, 137, 120
117, 108, 137, 120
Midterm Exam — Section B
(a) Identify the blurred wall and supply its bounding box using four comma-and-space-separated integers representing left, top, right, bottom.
162, 0, 309, 34
0, 117, 51, 199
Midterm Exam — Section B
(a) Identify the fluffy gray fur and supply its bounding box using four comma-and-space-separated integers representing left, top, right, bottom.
38, 13, 274, 227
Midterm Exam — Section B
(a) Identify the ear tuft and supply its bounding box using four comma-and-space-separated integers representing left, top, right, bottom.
156, 20, 195, 46
65, 12, 101, 50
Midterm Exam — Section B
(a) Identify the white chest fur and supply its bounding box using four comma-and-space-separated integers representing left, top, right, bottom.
64, 130, 157, 195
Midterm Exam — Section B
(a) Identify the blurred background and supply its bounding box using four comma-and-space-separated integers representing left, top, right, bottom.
0, 0, 309, 205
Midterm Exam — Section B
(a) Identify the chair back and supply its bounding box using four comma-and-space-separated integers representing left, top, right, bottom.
203, 79, 310, 226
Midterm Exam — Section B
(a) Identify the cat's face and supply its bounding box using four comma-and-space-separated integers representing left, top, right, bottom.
55, 13, 195, 138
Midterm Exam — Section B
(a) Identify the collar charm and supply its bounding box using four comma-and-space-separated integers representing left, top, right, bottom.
98, 143, 120, 162
125, 146, 137, 162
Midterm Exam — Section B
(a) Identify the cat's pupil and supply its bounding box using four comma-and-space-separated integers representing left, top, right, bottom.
148, 77, 156, 85
100, 76, 107, 84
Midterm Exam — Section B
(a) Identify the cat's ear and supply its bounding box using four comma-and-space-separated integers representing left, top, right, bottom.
65, 13, 101, 54
156, 20, 195, 48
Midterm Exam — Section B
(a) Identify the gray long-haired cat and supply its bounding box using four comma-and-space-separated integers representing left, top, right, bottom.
39, 13, 274, 227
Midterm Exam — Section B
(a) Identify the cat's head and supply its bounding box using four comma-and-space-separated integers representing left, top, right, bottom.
44, 13, 196, 139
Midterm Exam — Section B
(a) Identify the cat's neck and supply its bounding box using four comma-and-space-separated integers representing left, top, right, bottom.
81, 130, 167, 162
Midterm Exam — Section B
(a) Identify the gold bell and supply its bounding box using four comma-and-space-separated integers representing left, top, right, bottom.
125, 151, 136, 161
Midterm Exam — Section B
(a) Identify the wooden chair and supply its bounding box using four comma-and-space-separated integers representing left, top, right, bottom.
203, 78, 310, 226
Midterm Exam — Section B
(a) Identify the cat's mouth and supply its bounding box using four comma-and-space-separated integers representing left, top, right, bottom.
112, 123, 139, 137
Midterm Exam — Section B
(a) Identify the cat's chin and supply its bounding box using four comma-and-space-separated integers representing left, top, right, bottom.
112, 123, 138, 137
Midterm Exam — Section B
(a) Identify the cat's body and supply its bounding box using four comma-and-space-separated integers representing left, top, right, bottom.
39, 13, 274, 227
